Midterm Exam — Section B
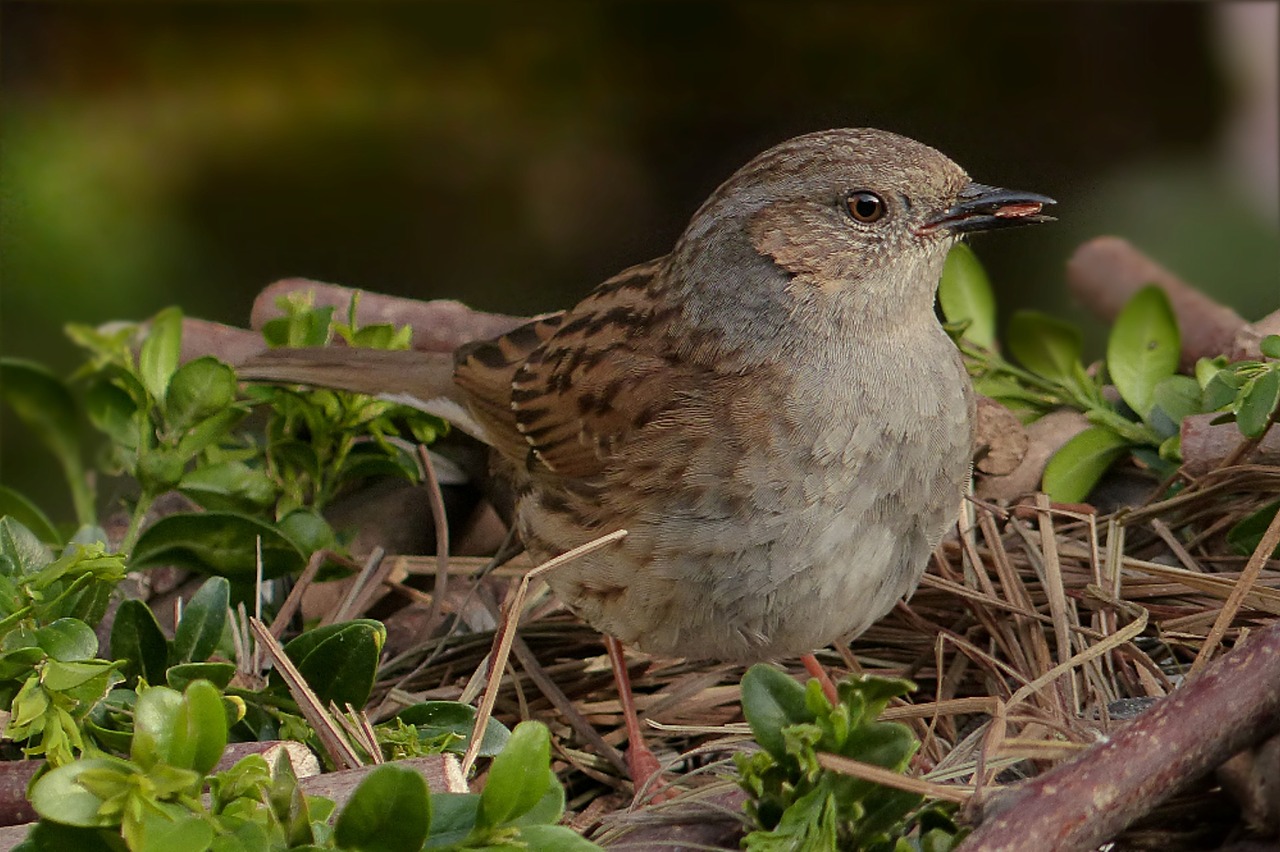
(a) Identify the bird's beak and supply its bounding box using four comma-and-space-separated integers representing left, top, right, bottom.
921, 182, 1056, 234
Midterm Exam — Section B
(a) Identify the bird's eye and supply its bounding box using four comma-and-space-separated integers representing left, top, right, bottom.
845, 191, 886, 224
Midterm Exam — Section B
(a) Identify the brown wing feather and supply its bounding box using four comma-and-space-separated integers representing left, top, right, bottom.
453, 258, 689, 477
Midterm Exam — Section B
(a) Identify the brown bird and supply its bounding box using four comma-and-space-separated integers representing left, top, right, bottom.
243, 128, 1053, 789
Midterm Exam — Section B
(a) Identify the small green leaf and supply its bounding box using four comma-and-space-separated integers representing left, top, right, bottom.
516, 824, 605, 851
174, 406, 249, 460
125, 809, 215, 852
1106, 285, 1180, 418
478, 721, 552, 829
0, 513, 56, 578
84, 379, 141, 450
35, 618, 98, 661
172, 576, 230, 664
425, 793, 481, 847
138, 307, 184, 402
166, 661, 238, 691
1202, 369, 1244, 412
1227, 501, 1280, 559
262, 301, 335, 348
510, 770, 566, 828
1261, 335, 1280, 360
741, 664, 813, 763
28, 756, 138, 827
165, 356, 238, 431
41, 658, 117, 692
334, 764, 431, 852
179, 461, 277, 513
130, 512, 305, 580
1147, 374, 1202, 439
1006, 311, 1084, 387
1195, 356, 1229, 389
1236, 370, 1280, 438
1041, 426, 1132, 503
110, 599, 170, 686
178, 679, 229, 775
281, 619, 385, 709
937, 243, 996, 348
394, 701, 511, 757
275, 509, 337, 556
131, 684, 186, 769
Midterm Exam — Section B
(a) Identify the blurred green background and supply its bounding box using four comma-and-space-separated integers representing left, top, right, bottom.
2, 2, 1277, 520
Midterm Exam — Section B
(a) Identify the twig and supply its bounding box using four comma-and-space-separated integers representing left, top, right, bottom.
1189, 504, 1280, 677
459, 529, 628, 778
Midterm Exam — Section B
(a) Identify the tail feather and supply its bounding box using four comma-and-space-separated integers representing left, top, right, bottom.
238, 347, 489, 441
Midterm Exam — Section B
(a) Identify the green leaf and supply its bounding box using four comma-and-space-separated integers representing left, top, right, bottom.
177, 679, 229, 775
334, 764, 431, 852
179, 461, 277, 513
510, 770, 566, 828
516, 824, 605, 851
166, 661, 237, 691
1202, 369, 1244, 412
0, 358, 92, 525
477, 721, 551, 830
275, 509, 337, 557
0, 487, 61, 545
131, 684, 187, 769
172, 576, 230, 664
28, 756, 139, 827
281, 619, 385, 709
110, 599, 169, 686
741, 664, 813, 762
84, 379, 141, 450
1236, 369, 1280, 438
35, 618, 98, 661
1195, 356, 1229, 389
1106, 285, 1180, 418
165, 356, 238, 432
1261, 335, 1280, 360
0, 514, 56, 578
1005, 311, 1084, 388
131, 512, 305, 580
174, 406, 249, 460
936, 243, 996, 348
138, 307, 184, 402
124, 809, 215, 852
425, 793, 480, 847
394, 701, 511, 757
262, 302, 335, 348
1041, 426, 1132, 503
1147, 374, 1202, 439
1227, 501, 1280, 559
41, 658, 117, 692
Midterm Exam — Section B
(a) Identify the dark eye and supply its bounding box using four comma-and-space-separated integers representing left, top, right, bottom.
846, 191, 886, 224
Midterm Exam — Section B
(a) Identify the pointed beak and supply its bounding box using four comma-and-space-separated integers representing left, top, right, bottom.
922, 182, 1056, 234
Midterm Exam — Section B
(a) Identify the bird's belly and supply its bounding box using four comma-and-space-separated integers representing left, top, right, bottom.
527, 338, 973, 661
532, 419, 969, 662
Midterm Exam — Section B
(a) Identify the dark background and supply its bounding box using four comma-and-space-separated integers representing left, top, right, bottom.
3, 2, 1278, 520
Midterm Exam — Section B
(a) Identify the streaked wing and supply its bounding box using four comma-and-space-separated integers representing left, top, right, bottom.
453, 258, 690, 478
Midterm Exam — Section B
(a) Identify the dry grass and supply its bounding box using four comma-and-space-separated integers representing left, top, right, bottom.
282, 458, 1280, 849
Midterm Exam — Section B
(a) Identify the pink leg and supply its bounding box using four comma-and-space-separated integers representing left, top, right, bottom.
605, 635, 664, 793
801, 653, 840, 705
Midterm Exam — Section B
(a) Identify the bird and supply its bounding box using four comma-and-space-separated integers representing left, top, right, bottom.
242, 128, 1054, 790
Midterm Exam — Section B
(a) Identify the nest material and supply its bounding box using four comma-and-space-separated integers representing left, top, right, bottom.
295, 454, 1278, 850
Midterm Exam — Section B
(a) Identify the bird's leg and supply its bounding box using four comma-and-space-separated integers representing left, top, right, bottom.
605, 634, 664, 793
801, 653, 840, 705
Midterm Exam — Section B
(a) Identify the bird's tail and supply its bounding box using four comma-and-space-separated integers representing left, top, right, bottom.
238, 347, 488, 441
